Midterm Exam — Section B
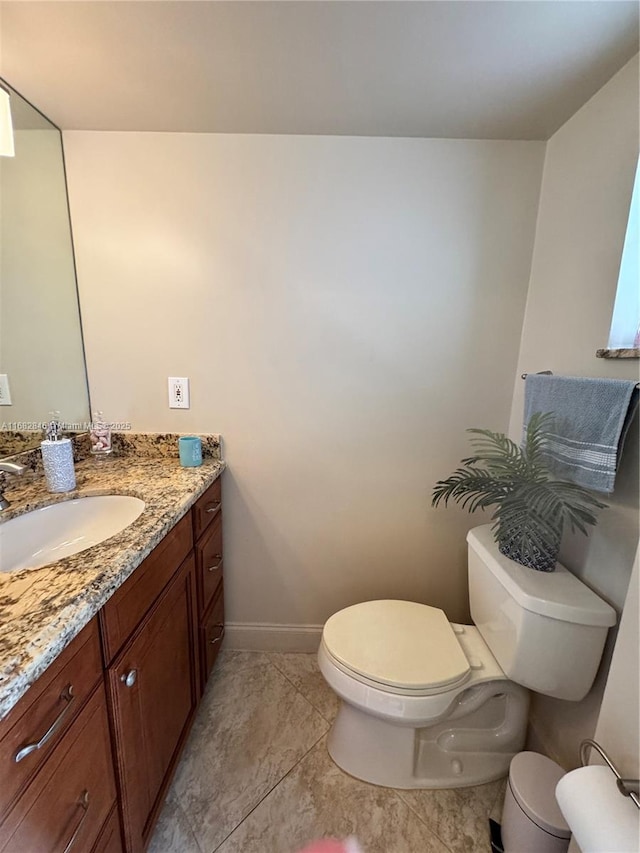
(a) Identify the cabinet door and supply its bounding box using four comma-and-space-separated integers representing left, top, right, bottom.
106, 554, 198, 853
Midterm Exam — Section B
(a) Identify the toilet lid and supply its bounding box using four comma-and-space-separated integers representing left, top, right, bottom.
322, 600, 470, 691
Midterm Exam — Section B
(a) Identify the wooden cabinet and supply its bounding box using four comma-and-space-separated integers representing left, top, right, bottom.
106, 553, 198, 853
0, 619, 103, 821
193, 479, 225, 689
0, 685, 118, 853
0, 472, 223, 853
104, 474, 224, 851
0, 617, 120, 853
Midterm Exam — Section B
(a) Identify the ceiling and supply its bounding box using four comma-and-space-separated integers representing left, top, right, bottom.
0, 1, 638, 140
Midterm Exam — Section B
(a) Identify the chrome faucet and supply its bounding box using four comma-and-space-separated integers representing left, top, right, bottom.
0, 461, 27, 510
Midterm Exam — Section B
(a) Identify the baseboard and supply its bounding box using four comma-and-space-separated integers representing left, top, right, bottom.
224, 622, 323, 652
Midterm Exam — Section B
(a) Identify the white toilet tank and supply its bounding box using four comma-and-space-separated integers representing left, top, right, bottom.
467, 525, 616, 701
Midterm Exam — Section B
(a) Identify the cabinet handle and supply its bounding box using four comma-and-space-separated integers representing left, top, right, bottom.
120, 669, 137, 688
209, 626, 225, 645
14, 684, 75, 763
207, 555, 223, 572
62, 790, 90, 853
205, 501, 221, 516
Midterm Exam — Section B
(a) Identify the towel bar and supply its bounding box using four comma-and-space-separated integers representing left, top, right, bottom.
580, 739, 640, 809
521, 372, 640, 389
521, 371, 553, 380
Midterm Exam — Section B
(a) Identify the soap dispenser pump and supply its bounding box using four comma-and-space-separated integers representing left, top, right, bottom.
41, 412, 76, 492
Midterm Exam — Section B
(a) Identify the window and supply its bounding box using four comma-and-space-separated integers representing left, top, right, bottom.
605, 157, 639, 353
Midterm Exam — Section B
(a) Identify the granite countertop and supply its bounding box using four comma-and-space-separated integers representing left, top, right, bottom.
0, 434, 224, 720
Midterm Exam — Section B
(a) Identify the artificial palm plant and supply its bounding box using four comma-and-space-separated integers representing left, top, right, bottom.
432, 412, 606, 572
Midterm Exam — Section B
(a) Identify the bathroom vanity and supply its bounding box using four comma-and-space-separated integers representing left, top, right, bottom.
0, 442, 224, 853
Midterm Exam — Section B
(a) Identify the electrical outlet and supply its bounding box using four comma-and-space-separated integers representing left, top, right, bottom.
168, 377, 190, 409
0, 374, 12, 406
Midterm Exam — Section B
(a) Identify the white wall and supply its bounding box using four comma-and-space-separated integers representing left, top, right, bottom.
594, 546, 639, 779
508, 56, 640, 768
64, 132, 544, 636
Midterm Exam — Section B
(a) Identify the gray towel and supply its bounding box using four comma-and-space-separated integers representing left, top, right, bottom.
523, 374, 639, 493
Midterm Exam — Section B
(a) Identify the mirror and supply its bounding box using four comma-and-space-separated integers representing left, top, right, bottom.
0, 80, 90, 457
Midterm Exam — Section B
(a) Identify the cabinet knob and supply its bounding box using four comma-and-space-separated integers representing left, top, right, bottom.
120, 669, 137, 688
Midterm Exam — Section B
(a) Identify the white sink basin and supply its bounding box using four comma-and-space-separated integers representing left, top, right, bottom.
0, 496, 146, 573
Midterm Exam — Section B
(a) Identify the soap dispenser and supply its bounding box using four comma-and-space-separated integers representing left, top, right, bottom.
41, 412, 76, 492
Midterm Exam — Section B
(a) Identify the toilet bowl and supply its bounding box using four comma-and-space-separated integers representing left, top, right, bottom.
318, 600, 529, 788
318, 525, 617, 790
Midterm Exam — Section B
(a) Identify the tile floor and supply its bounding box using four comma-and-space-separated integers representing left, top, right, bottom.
149, 651, 506, 853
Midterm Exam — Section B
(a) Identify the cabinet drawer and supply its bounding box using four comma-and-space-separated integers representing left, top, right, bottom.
196, 512, 223, 616
101, 512, 193, 663
0, 618, 102, 819
0, 685, 117, 853
201, 585, 225, 684
192, 477, 222, 541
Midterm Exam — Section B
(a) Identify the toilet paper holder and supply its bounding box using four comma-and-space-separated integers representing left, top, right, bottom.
580, 739, 640, 808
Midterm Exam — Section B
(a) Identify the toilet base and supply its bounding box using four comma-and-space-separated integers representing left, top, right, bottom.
327, 685, 529, 789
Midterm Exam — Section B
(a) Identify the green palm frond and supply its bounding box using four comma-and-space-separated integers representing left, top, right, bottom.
466, 428, 522, 463
523, 412, 556, 468
432, 412, 607, 571
544, 481, 607, 534
495, 485, 562, 545
432, 467, 508, 512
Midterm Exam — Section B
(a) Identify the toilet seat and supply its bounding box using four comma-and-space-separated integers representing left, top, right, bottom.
322, 600, 471, 696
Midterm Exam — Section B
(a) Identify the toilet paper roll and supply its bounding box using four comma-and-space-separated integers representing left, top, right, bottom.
556, 765, 640, 853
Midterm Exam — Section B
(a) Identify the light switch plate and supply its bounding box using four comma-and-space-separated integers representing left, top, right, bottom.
168, 377, 190, 409
0, 374, 12, 406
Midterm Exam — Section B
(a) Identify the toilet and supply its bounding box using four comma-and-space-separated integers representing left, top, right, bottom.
318, 524, 617, 789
